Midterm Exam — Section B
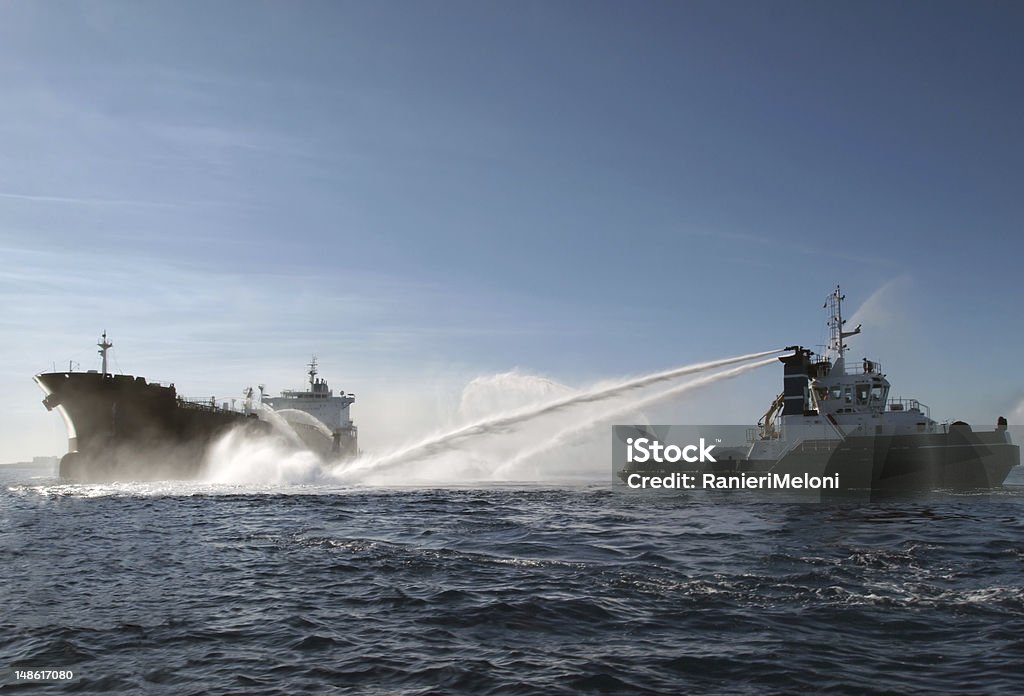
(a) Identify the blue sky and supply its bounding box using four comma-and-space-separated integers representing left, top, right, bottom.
2, 1, 1022, 462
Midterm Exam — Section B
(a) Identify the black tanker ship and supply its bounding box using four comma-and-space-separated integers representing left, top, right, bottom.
34, 333, 265, 482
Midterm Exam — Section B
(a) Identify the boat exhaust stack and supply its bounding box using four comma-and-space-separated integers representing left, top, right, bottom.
779, 346, 813, 416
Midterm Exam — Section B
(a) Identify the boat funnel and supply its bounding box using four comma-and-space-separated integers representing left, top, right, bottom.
779, 347, 813, 416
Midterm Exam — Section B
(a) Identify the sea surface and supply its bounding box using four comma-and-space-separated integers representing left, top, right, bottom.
3, 464, 1023, 694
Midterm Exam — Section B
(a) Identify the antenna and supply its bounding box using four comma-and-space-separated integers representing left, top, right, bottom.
826, 286, 861, 359
97, 331, 113, 377
308, 355, 318, 389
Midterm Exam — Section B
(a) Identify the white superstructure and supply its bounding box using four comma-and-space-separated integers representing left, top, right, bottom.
750, 286, 956, 463
263, 357, 358, 458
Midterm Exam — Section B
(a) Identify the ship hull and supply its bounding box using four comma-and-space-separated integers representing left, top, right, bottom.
35, 371, 266, 482
762, 429, 1018, 492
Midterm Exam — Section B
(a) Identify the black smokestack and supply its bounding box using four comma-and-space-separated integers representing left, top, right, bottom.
779, 347, 812, 416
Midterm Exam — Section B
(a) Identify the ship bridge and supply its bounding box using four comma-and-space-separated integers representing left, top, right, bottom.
812, 355, 890, 416
756, 287, 938, 447
262, 356, 358, 459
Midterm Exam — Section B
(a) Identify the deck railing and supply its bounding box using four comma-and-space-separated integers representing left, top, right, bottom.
177, 396, 226, 413
836, 359, 883, 376
886, 398, 930, 419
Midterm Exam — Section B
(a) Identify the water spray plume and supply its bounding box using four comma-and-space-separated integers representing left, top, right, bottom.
493, 357, 778, 477
202, 428, 324, 485
273, 408, 335, 440
255, 403, 305, 447
332, 348, 783, 480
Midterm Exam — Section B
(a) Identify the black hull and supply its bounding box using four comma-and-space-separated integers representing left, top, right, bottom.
759, 430, 1017, 492
35, 371, 267, 482
620, 428, 1019, 495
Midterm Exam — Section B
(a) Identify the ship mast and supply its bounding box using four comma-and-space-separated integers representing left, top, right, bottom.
97, 331, 113, 377
308, 355, 318, 390
825, 286, 861, 360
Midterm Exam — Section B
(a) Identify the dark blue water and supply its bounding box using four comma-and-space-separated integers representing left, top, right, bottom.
3, 466, 1024, 694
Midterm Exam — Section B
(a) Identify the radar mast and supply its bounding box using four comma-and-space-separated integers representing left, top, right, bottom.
97, 331, 113, 377
825, 286, 861, 360
308, 356, 318, 389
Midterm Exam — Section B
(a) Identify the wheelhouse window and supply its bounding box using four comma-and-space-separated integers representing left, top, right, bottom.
855, 384, 870, 404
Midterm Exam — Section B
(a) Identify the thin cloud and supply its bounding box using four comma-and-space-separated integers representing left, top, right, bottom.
0, 191, 181, 208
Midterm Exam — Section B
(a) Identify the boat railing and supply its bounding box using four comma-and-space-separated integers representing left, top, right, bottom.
838, 359, 883, 376
887, 398, 930, 418
177, 396, 228, 413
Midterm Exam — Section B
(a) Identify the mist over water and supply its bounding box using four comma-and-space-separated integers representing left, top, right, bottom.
494, 357, 778, 479
273, 409, 336, 440
202, 429, 324, 486
254, 403, 305, 447
199, 349, 782, 487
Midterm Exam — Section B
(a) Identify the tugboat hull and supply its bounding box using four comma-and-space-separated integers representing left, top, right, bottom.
621, 429, 1018, 494
737, 428, 1019, 492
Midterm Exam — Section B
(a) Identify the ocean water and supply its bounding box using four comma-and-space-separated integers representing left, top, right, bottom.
3, 465, 1024, 694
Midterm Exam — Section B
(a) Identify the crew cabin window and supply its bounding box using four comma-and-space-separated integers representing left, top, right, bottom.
829, 386, 842, 400
855, 384, 870, 405
870, 385, 886, 404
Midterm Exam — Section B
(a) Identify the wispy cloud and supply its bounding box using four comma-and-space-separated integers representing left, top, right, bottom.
0, 191, 180, 208
0, 244, 569, 374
